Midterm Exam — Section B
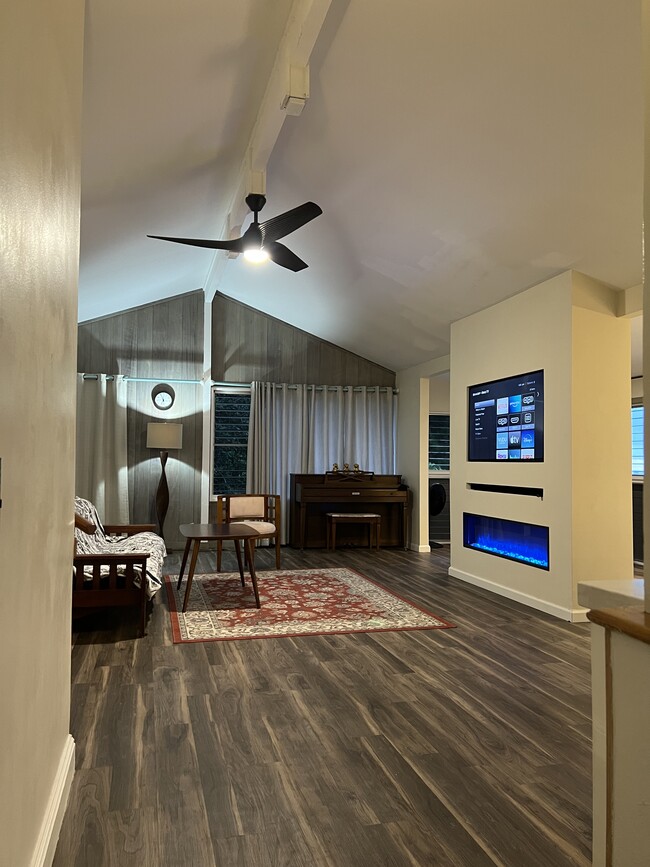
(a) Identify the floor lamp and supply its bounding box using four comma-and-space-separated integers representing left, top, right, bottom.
147, 422, 183, 542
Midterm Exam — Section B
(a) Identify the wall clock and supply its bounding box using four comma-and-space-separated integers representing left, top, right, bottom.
151, 383, 175, 411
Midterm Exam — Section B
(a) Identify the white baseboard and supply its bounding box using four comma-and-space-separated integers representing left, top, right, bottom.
409, 542, 431, 553
448, 566, 588, 622
30, 734, 75, 867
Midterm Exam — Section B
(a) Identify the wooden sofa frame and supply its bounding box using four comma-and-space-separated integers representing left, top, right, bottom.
73, 514, 158, 636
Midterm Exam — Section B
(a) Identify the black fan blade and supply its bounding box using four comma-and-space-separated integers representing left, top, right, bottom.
147, 234, 244, 253
266, 241, 309, 272
259, 202, 322, 243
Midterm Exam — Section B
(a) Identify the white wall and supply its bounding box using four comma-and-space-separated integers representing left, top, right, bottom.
449, 271, 631, 620
588, 10, 650, 867
0, 1, 84, 864
428, 372, 450, 413
609, 630, 650, 864
590, 621, 650, 867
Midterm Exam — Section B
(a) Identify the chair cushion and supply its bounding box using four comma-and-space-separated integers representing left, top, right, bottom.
229, 496, 266, 519
238, 520, 276, 535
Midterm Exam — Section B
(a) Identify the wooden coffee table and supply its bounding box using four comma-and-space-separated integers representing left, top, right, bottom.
177, 523, 264, 612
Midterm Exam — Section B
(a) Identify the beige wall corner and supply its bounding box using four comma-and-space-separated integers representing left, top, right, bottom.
572, 270, 620, 315
616, 282, 643, 317
571, 303, 632, 602
0, 1, 85, 865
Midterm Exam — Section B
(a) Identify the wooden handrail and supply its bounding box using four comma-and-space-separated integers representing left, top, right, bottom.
587, 608, 650, 646
74, 513, 96, 535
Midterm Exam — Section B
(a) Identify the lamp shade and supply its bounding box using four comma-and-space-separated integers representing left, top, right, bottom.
147, 422, 183, 450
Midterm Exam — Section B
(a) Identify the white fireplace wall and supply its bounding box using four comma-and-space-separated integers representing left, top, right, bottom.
449, 270, 632, 620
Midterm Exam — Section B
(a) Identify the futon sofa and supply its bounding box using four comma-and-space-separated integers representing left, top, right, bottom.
73, 496, 166, 634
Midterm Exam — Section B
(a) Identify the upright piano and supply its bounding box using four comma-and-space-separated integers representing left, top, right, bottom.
290, 472, 411, 549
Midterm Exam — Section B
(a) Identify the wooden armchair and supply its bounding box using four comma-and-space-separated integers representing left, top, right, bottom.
73, 496, 166, 635
214, 493, 281, 571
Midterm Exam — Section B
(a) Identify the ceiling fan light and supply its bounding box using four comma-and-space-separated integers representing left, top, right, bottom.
243, 247, 269, 264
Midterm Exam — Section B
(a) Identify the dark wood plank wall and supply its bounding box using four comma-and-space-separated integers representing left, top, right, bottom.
77, 290, 395, 549
77, 291, 203, 377
212, 292, 396, 386
77, 292, 204, 549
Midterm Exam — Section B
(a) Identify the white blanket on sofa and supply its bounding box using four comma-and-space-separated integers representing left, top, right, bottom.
74, 496, 165, 599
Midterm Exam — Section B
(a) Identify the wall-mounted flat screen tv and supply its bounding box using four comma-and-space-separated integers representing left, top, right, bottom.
467, 369, 544, 462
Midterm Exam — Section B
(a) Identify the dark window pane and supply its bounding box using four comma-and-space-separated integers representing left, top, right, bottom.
213, 446, 249, 495
213, 391, 251, 495
214, 393, 251, 444
429, 415, 450, 470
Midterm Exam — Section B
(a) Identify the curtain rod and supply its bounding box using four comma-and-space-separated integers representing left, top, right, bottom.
215, 382, 398, 394
81, 375, 397, 393
258, 383, 398, 394
289, 385, 398, 394
81, 374, 203, 384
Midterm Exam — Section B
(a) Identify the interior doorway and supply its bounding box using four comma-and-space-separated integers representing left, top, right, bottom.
428, 372, 450, 547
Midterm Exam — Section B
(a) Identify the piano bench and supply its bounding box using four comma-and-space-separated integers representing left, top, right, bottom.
326, 513, 381, 551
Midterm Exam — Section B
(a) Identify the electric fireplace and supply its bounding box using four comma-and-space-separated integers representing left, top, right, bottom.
463, 512, 549, 570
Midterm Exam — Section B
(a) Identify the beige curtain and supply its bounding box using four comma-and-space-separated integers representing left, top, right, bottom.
75, 374, 129, 523
247, 382, 397, 543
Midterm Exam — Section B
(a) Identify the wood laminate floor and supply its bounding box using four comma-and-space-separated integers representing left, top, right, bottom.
55, 546, 592, 867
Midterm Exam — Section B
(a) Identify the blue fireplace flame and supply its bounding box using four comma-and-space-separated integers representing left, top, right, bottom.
463, 513, 549, 570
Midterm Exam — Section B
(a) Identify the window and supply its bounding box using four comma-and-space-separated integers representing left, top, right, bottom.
429, 414, 450, 471
631, 404, 644, 477
212, 387, 251, 496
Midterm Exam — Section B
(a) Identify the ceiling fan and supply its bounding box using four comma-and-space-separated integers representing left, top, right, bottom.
148, 193, 322, 272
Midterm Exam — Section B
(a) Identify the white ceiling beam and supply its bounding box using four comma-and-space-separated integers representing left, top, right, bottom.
204, 0, 331, 298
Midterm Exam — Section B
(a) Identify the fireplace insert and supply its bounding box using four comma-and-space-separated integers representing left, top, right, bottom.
463, 512, 549, 570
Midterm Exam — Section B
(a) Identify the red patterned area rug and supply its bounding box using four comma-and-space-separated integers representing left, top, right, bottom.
165, 567, 455, 643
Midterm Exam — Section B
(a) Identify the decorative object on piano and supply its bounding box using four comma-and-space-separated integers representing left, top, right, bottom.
329, 463, 365, 475
164, 566, 455, 643
325, 469, 375, 481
